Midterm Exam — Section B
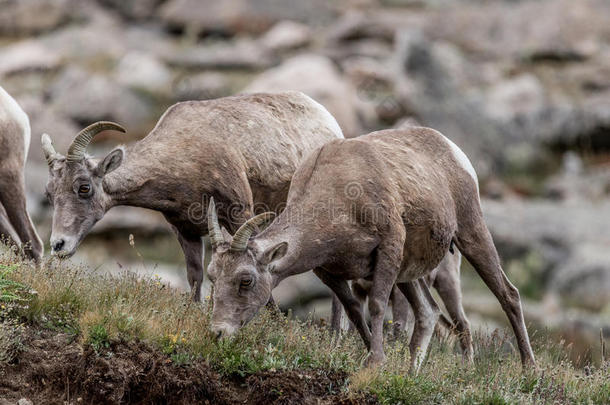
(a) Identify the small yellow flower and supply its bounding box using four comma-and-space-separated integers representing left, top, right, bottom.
1, 304, 5, 309
205, 295, 211, 300
388, 320, 393, 324
301, 336, 306, 340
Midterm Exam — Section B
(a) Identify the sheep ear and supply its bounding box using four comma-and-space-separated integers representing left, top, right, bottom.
96, 148, 123, 177
220, 227, 232, 243
260, 242, 288, 266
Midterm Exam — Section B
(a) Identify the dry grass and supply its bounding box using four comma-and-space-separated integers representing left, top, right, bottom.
1, 249, 609, 404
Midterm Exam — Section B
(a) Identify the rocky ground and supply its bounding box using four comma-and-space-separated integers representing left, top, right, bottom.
1, 0, 609, 364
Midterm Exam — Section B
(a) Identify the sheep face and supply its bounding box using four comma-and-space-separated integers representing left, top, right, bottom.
207, 244, 277, 339
44, 149, 123, 258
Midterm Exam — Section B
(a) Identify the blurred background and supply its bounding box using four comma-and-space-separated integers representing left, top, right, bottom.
1, 0, 608, 366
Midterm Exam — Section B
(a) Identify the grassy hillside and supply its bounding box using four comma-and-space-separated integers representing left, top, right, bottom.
0, 250, 608, 404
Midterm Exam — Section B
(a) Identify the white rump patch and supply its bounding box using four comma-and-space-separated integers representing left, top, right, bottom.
0, 86, 31, 161
300, 93, 344, 139
441, 134, 479, 194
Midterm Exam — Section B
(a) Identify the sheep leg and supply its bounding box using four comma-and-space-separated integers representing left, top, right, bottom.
314, 268, 371, 349
173, 229, 204, 302
0, 204, 19, 246
366, 235, 404, 366
398, 279, 440, 373
348, 280, 370, 332
390, 285, 414, 340
330, 293, 343, 332
456, 216, 536, 367
432, 251, 473, 363
0, 170, 42, 261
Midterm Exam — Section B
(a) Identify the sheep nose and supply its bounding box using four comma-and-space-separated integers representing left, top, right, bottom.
211, 322, 236, 340
51, 239, 65, 253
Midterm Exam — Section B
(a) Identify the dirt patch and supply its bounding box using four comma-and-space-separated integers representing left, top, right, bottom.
0, 326, 376, 404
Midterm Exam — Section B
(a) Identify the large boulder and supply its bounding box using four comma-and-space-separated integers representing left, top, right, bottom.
115, 51, 173, 95
164, 39, 273, 70
0, 40, 62, 77
482, 198, 610, 311
260, 20, 312, 53
244, 54, 362, 137
0, 0, 74, 37
158, 0, 337, 36
97, 0, 166, 20
49, 67, 155, 133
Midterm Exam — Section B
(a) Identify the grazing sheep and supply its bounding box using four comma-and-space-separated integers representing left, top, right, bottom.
41, 91, 343, 301
332, 249, 473, 362
206, 126, 536, 371
0, 86, 43, 261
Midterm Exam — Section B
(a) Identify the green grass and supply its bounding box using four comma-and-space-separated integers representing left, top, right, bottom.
0, 250, 608, 404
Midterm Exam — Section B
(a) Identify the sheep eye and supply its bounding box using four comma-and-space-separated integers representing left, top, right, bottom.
240, 278, 252, 287
78, 184, 91, 194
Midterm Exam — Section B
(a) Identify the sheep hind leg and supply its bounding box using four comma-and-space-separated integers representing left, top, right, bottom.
0, 172, 42, 261
455, 217, 536, 368
0, 204, 19, 248
398, 279, 440, 374
433, 252, 474, 363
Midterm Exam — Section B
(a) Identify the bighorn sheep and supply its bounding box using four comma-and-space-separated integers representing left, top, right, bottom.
0, 86, 43, 261
206, 126, 536, 370
42, 92, 343, 300
332, 250, 474, 362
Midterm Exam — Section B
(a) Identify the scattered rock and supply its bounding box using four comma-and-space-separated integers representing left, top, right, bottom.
482, 198, 610, 309
326, 11, 395, 44
49, 67, 154, 131
485, 74, 547, 126
245, 53, 362, 137
164, 39, 273, 70
158, 0, 337, 36
0, 0, 74, 36
260, 20, 312, 53
172, 72, 233, 101
0, 40, 62, 77
115, 51, 173, 95
98, 0, 166, 20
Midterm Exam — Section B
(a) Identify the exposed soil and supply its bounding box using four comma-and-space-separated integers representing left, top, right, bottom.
0, 327, 376, 404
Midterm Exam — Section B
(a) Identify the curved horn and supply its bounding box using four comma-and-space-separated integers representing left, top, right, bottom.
41, 133, 60, 165
67, 121, 126, 162
207, 197, 225, 248
230, 212, 275, 252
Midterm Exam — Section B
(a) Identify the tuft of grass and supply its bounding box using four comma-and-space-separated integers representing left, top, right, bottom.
1, 249, 609, 404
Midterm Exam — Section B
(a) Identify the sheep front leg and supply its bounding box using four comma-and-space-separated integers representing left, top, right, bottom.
314, 268, 371, 349
172, 228, 204, 302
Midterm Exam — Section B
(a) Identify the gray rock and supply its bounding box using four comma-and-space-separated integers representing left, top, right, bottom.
326, 11, 395, 44
158, 0, 336, 36
0, 0, 74, 36
395, 32, 508, 178
260, 20, 312, 53
0, 40, 62, 77
49, 67, 154, 131
245, 53, 362, 137
17, 399, 33, 405
115, 51, 173, 95
482, 198, 610, 310
164, 39, 273, 70
172, 72, 233, 101
98, 0, 166, 20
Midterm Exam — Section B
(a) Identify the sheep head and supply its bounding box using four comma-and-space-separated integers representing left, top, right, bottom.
42, 121, 125, 258
206, 198, 284, 338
